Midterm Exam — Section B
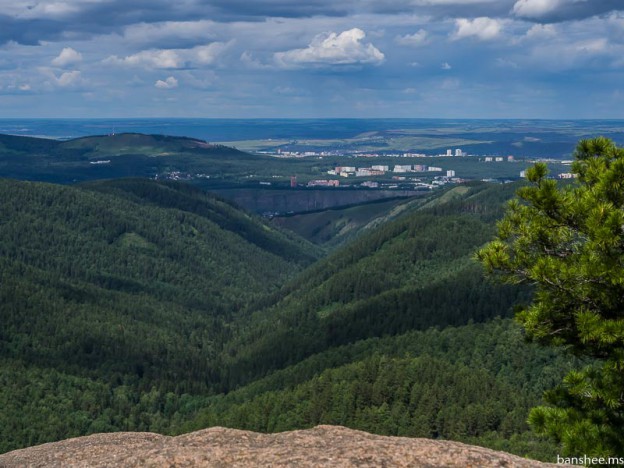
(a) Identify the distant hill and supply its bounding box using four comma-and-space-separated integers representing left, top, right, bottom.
63, 133, 223, 153
0, 133, 258, 184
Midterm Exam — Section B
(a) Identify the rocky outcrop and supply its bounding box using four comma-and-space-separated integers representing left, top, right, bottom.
0, 425, 569, 467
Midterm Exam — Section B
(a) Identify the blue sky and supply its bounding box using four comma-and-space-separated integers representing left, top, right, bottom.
1, 0, 623, 118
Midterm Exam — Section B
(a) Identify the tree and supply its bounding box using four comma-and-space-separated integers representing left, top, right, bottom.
477, 137, 624, 458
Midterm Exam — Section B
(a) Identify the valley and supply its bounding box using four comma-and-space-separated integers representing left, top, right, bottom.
3, 0, 624, 460
0, 126, 602, 463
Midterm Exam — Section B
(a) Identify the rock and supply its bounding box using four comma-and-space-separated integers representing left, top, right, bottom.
0, 425, 570, 467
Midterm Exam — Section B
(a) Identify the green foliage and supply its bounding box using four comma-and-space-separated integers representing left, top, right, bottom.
0, 178, 319, 452
182, 319, 572, 461
0, 177, 573, 463
477, 137, 624, 458
218, 183, 530, 389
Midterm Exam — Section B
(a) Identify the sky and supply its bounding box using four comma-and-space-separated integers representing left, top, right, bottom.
1, 0, 624, 118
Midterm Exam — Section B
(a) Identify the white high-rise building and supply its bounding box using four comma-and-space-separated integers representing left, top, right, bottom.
446, 149, 452, 156
455, 149, 463, 157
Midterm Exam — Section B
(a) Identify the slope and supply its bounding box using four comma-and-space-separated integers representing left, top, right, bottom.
182, 319, 574, 461
80, 178, 320, 264
171, 182, 574, 461
219, 182, 529, 388
0, 179, 572, 462
0, 133, 260, 184
0, 178, 318, 452
268, 185, 476, 248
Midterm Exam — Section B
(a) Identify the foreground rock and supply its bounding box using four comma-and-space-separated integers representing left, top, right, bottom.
0, 425, 566, 467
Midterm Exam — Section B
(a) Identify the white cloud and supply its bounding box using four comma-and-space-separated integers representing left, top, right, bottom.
105, 49, 183, 69
525, 33, 617, 71
525, 24, 557, 39
104, 42, 231, 69
56, 70, 82, 87
608, 12, 624, 29
175, 70, 217, 90
194, 42, 231, 65
395, 29, 429, 47
51, 47, 82, 67
240, 51, 271, 69
274, 28, 384, 67
575, 38, 608, 53
441, 62, 452, 69
512, 0, 561, 19
453, 17, 503, 41
155, 76, 178, 89
19, 84, 31, 91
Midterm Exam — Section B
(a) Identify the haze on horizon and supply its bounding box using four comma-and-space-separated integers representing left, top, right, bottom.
1, 0, 623, 119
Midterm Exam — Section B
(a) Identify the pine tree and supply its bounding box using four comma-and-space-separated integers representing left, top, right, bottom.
477, 137, 624, 458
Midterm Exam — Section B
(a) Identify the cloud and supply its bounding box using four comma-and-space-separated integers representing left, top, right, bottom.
105, 42, 231, 69
56, 70, 82, 87
363, 0, 512, 19
575, 38, 608, 53
240, 51, 272, 69
453, 17, 503, 41
512, 0, 561, 19
51, 47, 83, 67
6, 1, 80, 20
105, 49, 183, 69
274, 28, 384, 67
155, 76, 178, 89
193, 42, 231, 65
395, 29, 429, 47
496, 57, 519, 68
512, 0, 624, 22
193, 0, 351, 19
524, 32, 617, 72
525, 23, 557, 39
441, 62, 452, 69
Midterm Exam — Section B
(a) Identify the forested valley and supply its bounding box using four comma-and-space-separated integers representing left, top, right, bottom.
0, 177, 576, 461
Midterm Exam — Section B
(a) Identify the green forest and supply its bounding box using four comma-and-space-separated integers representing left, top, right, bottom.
0, 175, 581, 461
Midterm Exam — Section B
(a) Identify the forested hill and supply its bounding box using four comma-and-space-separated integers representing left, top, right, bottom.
0, 178, 574, 462
169, 181, 573, 462
0, 133, 255, 183
0, 178, 317, 399
80, 178, 319, 264
219, 182, 531, 388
